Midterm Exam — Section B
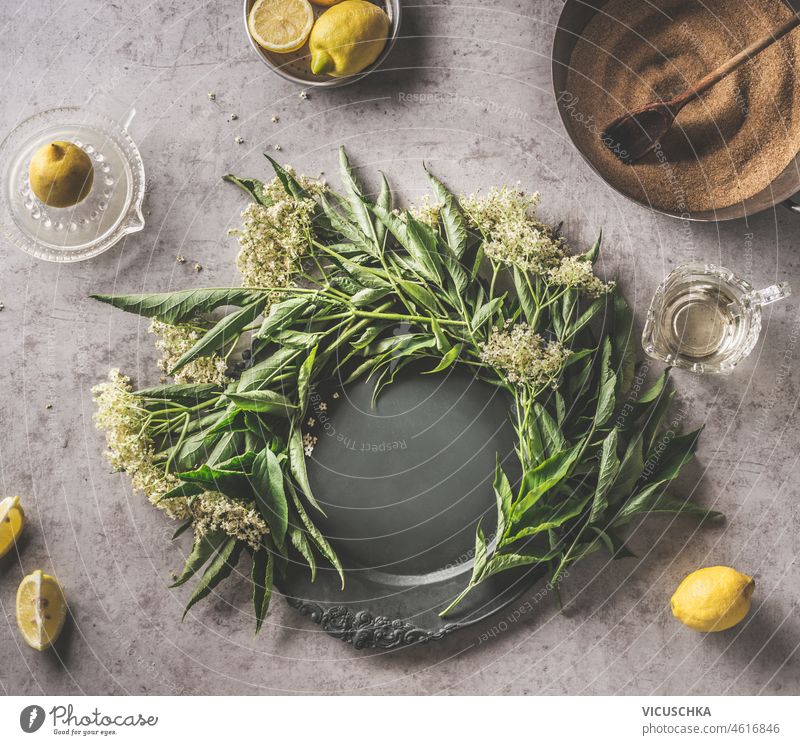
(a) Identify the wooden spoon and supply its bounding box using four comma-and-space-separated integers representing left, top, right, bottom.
602, 14, 800, 165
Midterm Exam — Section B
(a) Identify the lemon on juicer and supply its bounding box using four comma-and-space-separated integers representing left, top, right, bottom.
0, 495, 25, 558
309, 0, 390, 77
16, 570, 68, 651
29, 141, 94, 208
671, 566, 755, 632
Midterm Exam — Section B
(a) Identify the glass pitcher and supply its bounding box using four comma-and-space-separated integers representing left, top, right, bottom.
642, 263, 791, 374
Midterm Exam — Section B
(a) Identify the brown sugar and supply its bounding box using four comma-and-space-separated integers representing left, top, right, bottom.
564, 0, 800, 213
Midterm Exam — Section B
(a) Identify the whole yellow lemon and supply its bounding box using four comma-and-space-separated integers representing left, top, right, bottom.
310, 0, 343, 5
29, 141, 94, 208
309, 0, 390, 77
671, 566, 755, 632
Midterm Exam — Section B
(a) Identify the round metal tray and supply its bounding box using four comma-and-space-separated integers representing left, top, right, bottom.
279, 365, 546, 649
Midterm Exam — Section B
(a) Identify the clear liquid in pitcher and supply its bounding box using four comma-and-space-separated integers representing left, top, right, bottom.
643, 263, 790, 374
657, 279, 745, 364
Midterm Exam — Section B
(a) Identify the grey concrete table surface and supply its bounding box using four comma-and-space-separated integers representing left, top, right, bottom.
1, 0, 798, 696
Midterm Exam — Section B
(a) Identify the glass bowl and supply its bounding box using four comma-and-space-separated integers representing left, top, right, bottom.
243, 0, 401, 88
0, 106, 145, 262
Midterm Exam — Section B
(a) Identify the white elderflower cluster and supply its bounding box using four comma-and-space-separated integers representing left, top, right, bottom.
460, 187, 565, 273
94, 370, 268, 546
548, 256, 614, 298
190, 491, 268, 551
92, 369, 188, 520
480, 323, 571, 388
149, 320, 229, 386
406, 195, 441, 228
230, 172, 325, 291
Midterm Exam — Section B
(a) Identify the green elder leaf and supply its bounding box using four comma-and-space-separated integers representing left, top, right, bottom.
643, 428, 703, 484
134, 383, 221, 403
92, 288, 260, 324
511, 445, 582, 521
642, 389, 676, 453
290, 527, 317, 581
638, 369, 671, 404
265, 154, 312, 200
223, 174, 272, 206
226, 390, 297, 416
289, 482, 343, 588
351, 288, 391, 307
424, 343, 463, 374
592, 526, 635, 559
171, 530, 227, 587
513, 267, 536, 325
297, 345, 317, 413
157, 481, 204, 503
612, 481, 721, 526
580, 231, 602, 264
501, 494, 591, 546
534, 403, 567, 457
493, 458, 513, 544
608, 432, 644, 504
397, 280, 439, 313
589, 428, 620, 524
612, 292, 636, 398
170, 297, 268, 375
471, 523, 489, 583
251, 548, 274, 634
367, 203, 442, 284
289, 426, 323, 514
257, 296, 312, 342
333, 254, 392, 291
252, 448, 289, 546
374, 172, 391, 246
430, 317, 450, 353
425, 167, 467, 258
482, 549, 556, 579
471, 295, 505, 332
568, 296, 608, 340
594, 337, 617, 427
182, 537, 243, 619
339, 147, 381, 250
237, 347, 302, 392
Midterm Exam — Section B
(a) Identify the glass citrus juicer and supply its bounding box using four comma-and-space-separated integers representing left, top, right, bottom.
0, 105, 145, 262
642, 263, 791, 374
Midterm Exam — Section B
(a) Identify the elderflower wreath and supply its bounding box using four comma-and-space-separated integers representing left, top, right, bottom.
93, 149, 718, 633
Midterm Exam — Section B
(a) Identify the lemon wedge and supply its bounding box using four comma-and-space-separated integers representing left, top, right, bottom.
248, 0, 315, 53
0, 496, 25, 558
16, 570, 67, 651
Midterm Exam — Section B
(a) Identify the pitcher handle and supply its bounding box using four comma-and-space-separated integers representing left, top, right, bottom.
742, 282, 792, 308
783, 196, 800, 214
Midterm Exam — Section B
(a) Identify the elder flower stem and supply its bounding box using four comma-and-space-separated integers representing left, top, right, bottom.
353, 309, 467, 326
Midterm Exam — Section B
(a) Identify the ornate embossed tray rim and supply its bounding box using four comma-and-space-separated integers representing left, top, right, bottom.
272, 369, 547, 650
279, 567, 545, 650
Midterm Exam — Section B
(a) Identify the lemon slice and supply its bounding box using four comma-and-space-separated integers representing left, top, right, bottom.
0, 496, 25, 558
16, 570, 67, 651
248, 0, 315, 53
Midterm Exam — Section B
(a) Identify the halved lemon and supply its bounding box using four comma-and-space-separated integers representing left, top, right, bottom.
0, 496, 25, 558
248, 0, 315, 53
16, 570, 67, 651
